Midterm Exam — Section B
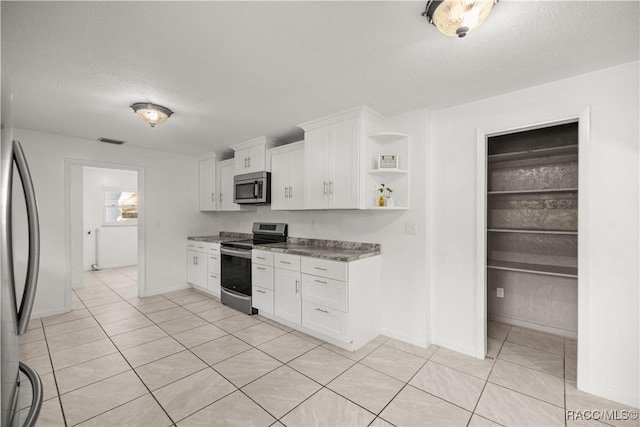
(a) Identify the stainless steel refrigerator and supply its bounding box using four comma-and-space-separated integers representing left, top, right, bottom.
1, 70, 43, 426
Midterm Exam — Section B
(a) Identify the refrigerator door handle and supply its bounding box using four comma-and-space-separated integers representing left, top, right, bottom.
19, 361, 43, 427
13, 141, 40, 335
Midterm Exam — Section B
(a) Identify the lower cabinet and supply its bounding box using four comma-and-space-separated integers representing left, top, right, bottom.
274, 268, 301, 325
301, 301, 348, 342
187, 249, 207, 289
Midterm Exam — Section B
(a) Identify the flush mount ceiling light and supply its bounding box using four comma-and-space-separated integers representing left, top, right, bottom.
422, 0, 498, 38
130, 102, 174, 127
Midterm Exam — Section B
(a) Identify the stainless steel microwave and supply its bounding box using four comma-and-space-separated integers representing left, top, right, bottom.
234, 171, 271, 205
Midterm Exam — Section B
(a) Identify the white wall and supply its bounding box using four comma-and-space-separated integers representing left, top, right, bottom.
82, 167, 138, 270
216, 108, 432, 347
14, 129, 219, 318
429, 61, 639, 407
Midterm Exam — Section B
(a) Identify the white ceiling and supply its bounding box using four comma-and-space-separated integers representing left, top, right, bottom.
2, 1, 638, 156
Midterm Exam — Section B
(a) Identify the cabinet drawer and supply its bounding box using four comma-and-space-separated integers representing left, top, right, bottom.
207, 243, 220, 255
252, 250, 274, 266
252, 286, 274, 314
208, 272, 221, 295
274, 253, 300, 271
208, 254, 220, 274
302, 301, 348, 342
301, 274, 348, 312
301, 257, 347, 282
252, 264, 274, 290
187, 241, 207, 252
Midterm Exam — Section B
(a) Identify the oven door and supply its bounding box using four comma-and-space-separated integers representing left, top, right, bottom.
220, 247, 252, 296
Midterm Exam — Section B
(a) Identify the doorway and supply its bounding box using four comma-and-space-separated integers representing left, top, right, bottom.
66, 160, 146, 309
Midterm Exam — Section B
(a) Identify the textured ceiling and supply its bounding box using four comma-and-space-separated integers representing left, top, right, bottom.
2, 1, 638, 156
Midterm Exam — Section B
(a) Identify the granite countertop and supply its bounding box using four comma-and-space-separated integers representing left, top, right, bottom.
187, 232, 252, 243
254, 237, 380, 262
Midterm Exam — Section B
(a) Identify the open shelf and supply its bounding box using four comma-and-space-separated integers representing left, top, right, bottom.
366, 206, 409, 211
487, 260, 577, 279
488, 188, 578, 196
488, 144, 578, 163
368, 132, 409, 143
368, 169, 408, 177
488, 228, 577, 235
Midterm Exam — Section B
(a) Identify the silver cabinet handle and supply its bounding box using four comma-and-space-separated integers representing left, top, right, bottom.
244, 157, 248, 168
285, 186, 289, 198
315, 308, 329, 314
256, 266, 266, 271
194, 256, 198, 265
13, 141, 41, 335
323, 181, 328, 195
211, 193, 215, 202
329, 181, 334, 194
314, 267, 327, 271
248, 157, 251, 168
256, 256, 266, 260
256, 289, 266, 294
280, 261, 291, 265
220, 193, 223, 203
295, 279, 300, 293
289, 186, 293, 198
314, 279, 328, 284
210, 273, 218, 278
210, 256, 218, 261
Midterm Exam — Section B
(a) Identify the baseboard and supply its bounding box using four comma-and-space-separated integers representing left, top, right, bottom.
431, 335, 479, 359
30, 306, 70, 319
489, 315, 577, 339
380, 327, 428, 349
584, 381, 640, 410
142, 284, 191, 298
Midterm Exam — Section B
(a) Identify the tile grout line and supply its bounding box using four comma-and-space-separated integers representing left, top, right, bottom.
39, 313, 70, 427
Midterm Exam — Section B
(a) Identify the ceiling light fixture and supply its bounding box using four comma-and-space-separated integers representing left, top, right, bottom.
130, 102, 174, 127
422, 0, 497, 38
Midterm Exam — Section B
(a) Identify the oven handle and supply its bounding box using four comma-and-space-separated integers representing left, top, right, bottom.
221, 246, 252, 259
221, 287, 252, 301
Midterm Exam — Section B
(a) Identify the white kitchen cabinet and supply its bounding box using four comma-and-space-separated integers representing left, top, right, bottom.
231, 136, 279, 175
274, 267, 302, 325
217, 159, 242, 211
199, 155, 217, 211
252, 250, 275, 314
270, 141, 305, 210
299, 107, 383, 209
187, 249, 207, 288
207, 243, 221, 296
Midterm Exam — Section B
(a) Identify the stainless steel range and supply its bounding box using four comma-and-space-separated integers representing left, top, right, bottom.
220, 222, 287, 315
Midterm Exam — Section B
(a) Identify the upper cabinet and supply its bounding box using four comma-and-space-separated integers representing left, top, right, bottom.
231, 136, 279, 175
199, 154, 217, 211
270, 141, 305, 210
299, 106, 385, 210
218, 158, 245, 211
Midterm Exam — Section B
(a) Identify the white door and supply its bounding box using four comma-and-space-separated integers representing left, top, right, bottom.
199, 157, 216, 211
304, 127, 329, 209
219, 160, 241, 211
274, 268, 301, 324
187, 250, 207, 288
270, 150, 290, 210
329, 119, 360, 209
288, 146, 305, 210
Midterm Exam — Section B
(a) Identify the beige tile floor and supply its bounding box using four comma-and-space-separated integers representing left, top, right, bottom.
19, 267, 639, 427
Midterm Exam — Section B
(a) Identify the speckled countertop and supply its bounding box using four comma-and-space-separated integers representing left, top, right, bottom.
188, 233, 380, 262
255, 237, 380, 262
187, 232, 252, 243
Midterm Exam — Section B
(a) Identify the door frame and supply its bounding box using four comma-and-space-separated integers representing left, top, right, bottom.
64, 159, 146, 304
475, 108, 591, 389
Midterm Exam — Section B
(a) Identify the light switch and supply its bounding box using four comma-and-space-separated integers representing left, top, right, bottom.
404, 223, 417, 235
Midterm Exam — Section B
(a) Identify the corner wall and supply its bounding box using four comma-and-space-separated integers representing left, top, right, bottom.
14, 129, 219, 318
429, 61, 639, 407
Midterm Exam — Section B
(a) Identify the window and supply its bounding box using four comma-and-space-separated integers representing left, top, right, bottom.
103, 190, 138, 226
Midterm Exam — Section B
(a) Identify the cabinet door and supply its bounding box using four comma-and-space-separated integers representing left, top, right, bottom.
329, 119, 360, 209
234, 148, 249, 175
219, 161, 242, 211
288, 145, 305, 210
207, 272, 221, 297
247, 145, 266, 173
274, 268, 301, 324
270, 149, 290, 210
187, 250, 207, 288
304, 127, 329, 209
199, 157, 216, 211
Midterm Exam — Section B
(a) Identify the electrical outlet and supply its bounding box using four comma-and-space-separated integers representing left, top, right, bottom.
404, 223, 417, 235
497, 287, 504, 298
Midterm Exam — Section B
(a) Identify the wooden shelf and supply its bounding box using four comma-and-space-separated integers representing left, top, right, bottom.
368, 132, 409, 143
368, 169, 408, 177
488, 188, 578, 196
489, 144, 578, 163
488, 228, 577, 235
487, 260, 577, 278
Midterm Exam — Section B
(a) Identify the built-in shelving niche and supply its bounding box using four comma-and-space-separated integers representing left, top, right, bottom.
486, 122, 578, 335
365, 132, 409, 210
